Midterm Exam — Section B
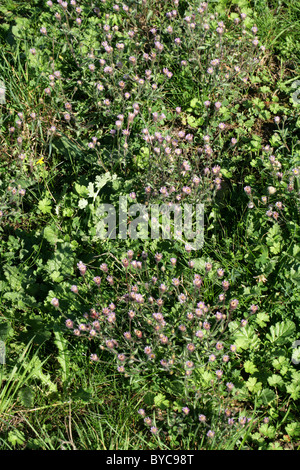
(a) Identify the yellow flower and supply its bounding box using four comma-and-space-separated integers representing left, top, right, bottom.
36, 157, 44, 165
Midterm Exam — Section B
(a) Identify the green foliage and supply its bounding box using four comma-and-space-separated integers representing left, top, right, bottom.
0, 0, 299, 451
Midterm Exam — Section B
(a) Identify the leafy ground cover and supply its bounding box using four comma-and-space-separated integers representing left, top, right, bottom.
0, 0, 299, 450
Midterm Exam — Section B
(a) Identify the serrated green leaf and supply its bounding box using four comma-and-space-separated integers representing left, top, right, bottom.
234, 326, 260, 350
285, 422, 300, 438
154, 393, 169, 409
259, 424, 276, 439
244, 360, 258, 374
78, 198, 88, 209
255, 312, 270, 328
266, 320, 296, 345
246, 377, 262, 393
19, 386, 35, 408
267, 374, 284, 388
95, 172, 114, 190
286, 382, 300, 400
38, 197, 52, 214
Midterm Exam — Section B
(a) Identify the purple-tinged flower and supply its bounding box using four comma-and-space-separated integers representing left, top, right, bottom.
239, 416, 247, 425
93, 276, 101, 286
215, 311, 223, 321
51, 298, 59, 308
230, 299, 239, 310
150, 426, 158, 434
65, 319, 73, 328
100, 263, 108, 272
217, 268, 224, 278
185, 360, 194, 369
196, 330, 204, 339
187, 343, 195, 353
178, 293, 187, 304
160, 335, 168, 345
77, 261, 87, 275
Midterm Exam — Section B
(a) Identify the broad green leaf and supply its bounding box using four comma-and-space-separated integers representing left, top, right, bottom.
255, 312, 270, 328
267, 374, 284, 388
95, 172, 116, 190
244, 360, 258, 374
260, 388, 276, 405
234, 325, 260, 350
266, 320, 296, 345
285, 423, 300, 438
246, 377, 262, 393
18, 386, 35, 408
259, 424, 276, 439
190, 98, 201, 108
0, 321, 13, 341
38, 197, 52, 214
71, 387, 92, 403
286, 383, 300, 400
154, 393, 169, 409
43, 226, 62, 245
74, 183, 88, 197
220, 168, 232, 178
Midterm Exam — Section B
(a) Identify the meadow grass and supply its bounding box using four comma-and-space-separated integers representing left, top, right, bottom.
0, 0, 299, 450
